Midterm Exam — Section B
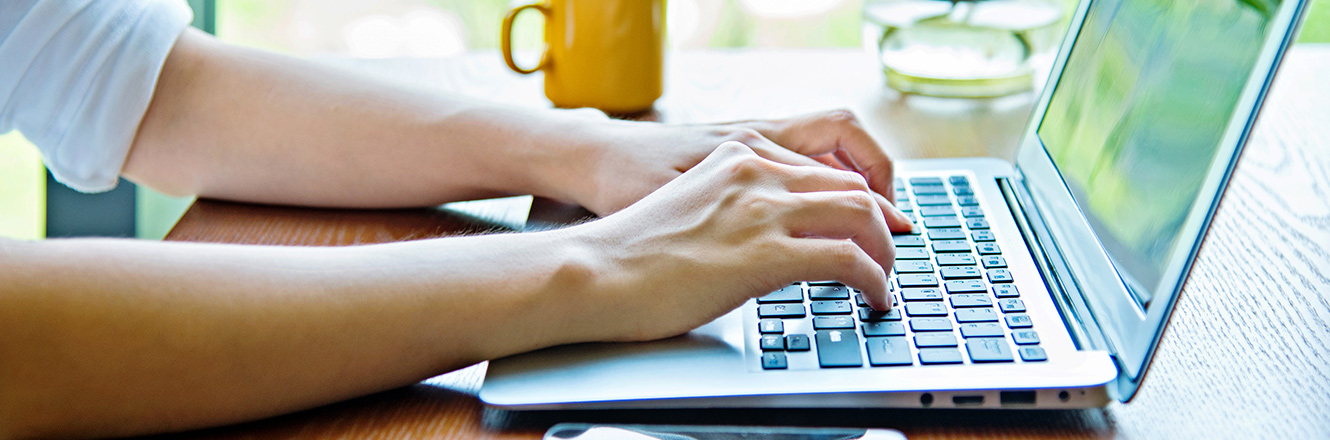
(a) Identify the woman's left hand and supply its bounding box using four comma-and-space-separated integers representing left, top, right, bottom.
545, 109, 914, 233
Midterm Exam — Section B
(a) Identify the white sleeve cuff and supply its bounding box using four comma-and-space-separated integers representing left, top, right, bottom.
0, 0, 194, 193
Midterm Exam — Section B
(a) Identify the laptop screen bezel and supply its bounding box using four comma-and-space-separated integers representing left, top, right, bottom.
1012, 0, 1309, 402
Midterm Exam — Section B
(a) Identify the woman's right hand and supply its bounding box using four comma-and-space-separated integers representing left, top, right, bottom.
554, 141, 896, 344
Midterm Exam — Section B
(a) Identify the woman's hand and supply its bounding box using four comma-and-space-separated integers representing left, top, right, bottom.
554, 142, 895, 343
543, 109, 913, 233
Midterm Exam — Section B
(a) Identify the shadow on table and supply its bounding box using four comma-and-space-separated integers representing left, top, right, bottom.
155, 375, 1117, 440
490, 403, 1120, 439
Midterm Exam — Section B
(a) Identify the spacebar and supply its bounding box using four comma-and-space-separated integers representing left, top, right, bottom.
815, 330, 863, 367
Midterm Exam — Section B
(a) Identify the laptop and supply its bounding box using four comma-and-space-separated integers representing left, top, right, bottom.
481, 0, 1310, 409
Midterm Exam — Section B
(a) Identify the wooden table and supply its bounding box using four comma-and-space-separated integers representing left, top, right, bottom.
161, 48, 1330, 439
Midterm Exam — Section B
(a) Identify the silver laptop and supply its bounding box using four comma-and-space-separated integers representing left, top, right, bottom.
481, 0, 1310, 409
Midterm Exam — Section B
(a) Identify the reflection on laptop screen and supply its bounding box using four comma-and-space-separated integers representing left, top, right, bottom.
1036, 0, 1278, 305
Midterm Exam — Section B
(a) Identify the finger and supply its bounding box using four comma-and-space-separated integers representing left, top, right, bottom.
784, 238, 892, 311
781, 191, 896, 269
779, 166, 915, 231
832, 136, 896, 204
741, 111, 897, 203
742, 135, 832, 170
811, 153, 851, 170
872, 190, 915, 233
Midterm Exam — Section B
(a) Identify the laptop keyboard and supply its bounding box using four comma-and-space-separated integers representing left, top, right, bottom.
756, 175, 1048, 369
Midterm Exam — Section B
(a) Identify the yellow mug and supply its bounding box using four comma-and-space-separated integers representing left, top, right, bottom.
501, 0, 665, 114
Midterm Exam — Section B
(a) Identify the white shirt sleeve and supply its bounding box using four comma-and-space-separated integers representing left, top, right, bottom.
0, 0, 192, 193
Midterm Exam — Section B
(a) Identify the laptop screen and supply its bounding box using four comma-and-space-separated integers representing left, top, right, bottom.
1035, 0, 1279, 306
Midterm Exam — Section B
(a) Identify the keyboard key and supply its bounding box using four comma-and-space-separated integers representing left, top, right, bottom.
960, 322, 1005, 338
815, 330, 863, 367
971, 230, 996, 242
866, 336, 914, 366
759, 304, 806, 319
945, 280, 987, 293
912, 185, 948, 196
914, 332, 959, 347
981, 256, 1007, 268
948, 175, 970, 186
931, 240, 971, 253
955, 308, 999, 323
862, 321, 907, 337
809, 280, 845, 286
923, 216, 963, 228
966, 337, 1014, 362
987, 268, 1013, 283
910, 317, 954, 332
897, 248, 930, 260
1012, 330, 1041, 345
976, 243, 1002, 255
1018, 346, 1048, 362
808, 285, 851, 300
927, 228, 966, 240
811, 301, 853, 315
1005, 314, 1034, 328
898, 273, 939, 287
760, 335, 784, 351
961, 206, 985, 217
952, 186, 974, 196
762, 352, 788, 369
892, 235, 926, 247
937, 254, 977, 266
895, 261, 934, 273
919, 206, 956, 217
918, 348, 964, 364
905, 302, 948, 317
940, 266, 982, 279
855, 293, 869, 307
910, 177, 944, 186
785, 334, 811, 351
896, 201, 914, 212
998, 299, 1026, 313
859, 307, 903, 321
956, 196, 980, 206
901, 288, 944, 301
759, 319, 784, 334
758, 285, 804, 303
993, 285, 1020, 298
950, 294, 993, 308
966, 217, 990, 228
915, 195, 952, 206
811, 315, 855, 330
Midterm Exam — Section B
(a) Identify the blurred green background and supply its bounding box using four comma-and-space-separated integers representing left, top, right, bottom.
2, 0, 1327, 240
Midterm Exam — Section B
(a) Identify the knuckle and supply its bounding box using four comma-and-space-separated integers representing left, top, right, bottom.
739, 191, 785, 219
728, 127, 764, 144
843, 190, 877, 214
726, 154, 779, 182
838, 169, 871, 191
830, 241, 863, 267
716, 140, 750, 155
824, 109, 861, 127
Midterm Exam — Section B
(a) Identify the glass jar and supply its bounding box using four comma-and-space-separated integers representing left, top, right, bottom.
863, 0, 1066, 98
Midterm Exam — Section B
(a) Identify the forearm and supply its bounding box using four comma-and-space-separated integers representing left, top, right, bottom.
0, 233, 588, 439
123, 28, 603, 208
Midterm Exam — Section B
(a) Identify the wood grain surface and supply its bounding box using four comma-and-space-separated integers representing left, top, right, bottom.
160, 48, 1330, 439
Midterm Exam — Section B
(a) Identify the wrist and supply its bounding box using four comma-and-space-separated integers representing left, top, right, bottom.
492, 108, 615, 207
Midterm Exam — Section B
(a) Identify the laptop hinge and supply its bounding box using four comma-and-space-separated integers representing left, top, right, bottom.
998, 176, 1111, 353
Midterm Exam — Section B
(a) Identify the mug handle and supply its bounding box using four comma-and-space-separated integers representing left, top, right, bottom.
501, 3, 552, 74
